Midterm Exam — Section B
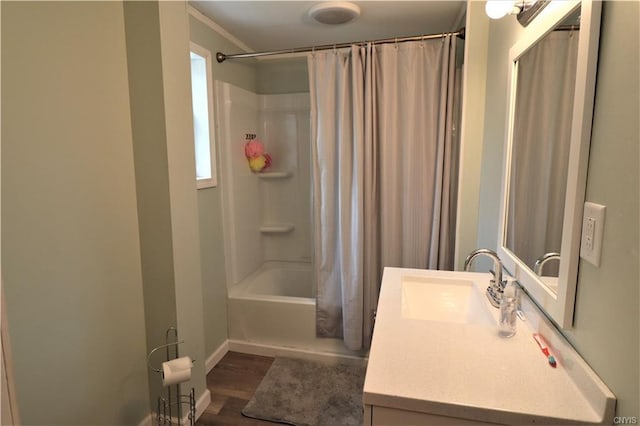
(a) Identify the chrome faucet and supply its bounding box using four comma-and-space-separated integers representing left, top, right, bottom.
464, 248, 506, 308
534, 252, 561, 275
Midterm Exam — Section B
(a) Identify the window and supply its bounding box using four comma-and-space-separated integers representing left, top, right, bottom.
190, 43, 217, 188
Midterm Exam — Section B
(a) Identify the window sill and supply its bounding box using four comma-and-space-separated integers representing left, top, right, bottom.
197, 177, 217, 189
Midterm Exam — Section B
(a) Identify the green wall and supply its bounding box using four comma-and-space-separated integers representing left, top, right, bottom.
188, 14, 257, 357
474, 1, 639, 417
2, 2, 217, 422
157, 1, 209, 406
455, 1, 490, 270
123, 1, 178, 407
1, 2, 150, 424
257, 57, 309, 94
564, 2, 639, 416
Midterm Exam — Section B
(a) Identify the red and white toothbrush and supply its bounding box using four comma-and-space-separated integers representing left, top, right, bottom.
533, 333, 557, 368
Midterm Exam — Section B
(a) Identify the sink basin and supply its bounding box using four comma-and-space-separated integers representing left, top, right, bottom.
401, 276, 495, 325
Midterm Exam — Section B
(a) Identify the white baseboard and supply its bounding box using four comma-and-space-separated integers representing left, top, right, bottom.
138, 341, 226, 426
205, 340, 229, 373
141, 388, 211, 426
195, 389, 211, 421
228, 339, 367, 364
137, 412, 153, 426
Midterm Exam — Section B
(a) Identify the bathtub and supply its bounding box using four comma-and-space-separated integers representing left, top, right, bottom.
232, 261, 313, 299
227, 261, 361, 356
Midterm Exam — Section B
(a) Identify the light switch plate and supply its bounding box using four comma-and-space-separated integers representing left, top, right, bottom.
580, 202, 606, 267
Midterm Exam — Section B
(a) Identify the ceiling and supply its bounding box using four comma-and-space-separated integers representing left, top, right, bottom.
189, 1, 466, 53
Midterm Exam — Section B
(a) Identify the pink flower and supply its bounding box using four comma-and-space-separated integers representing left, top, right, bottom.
244, 139, 264, 158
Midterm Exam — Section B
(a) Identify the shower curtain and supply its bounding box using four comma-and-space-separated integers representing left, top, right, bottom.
308, 37, 459, 350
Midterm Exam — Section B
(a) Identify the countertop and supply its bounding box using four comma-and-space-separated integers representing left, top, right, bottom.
363, 267, 616, 425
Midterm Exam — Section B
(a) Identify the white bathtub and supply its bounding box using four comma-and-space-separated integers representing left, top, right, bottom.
235, 262, 313, 299
227, 262, 362, 357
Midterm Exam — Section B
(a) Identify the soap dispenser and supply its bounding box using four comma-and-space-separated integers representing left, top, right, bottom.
498, 280, 519, 337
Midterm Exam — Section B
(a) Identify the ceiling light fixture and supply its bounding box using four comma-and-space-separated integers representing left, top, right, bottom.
308, 2, 361, 25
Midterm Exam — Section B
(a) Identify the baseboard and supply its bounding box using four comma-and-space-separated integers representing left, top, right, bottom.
195, 389, 211, 421
205, 340, 229, 373
137, 413, 153, 426
149, 388, 211, 425
138, 342, 221, 426
228, 339, 367, 364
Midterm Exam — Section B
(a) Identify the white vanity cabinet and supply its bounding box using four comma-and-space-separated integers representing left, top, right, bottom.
362, 268, 615, 425
365, 405, 497, 426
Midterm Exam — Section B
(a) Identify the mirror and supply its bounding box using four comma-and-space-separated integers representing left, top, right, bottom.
498, 0, 602, 328
506, 8, 581, 281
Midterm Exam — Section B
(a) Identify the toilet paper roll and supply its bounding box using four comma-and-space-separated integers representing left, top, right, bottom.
161, 356, 193, 387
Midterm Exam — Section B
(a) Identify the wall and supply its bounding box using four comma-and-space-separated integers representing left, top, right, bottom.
157, 0, 209, 410
257, 57, 309, 94
563, 2, 639, 417
1, 2, 150, 424
474, 5, 524, 256
123, 1, 179, 406
472, 1, 639, 417
188, 12, 257, 357
455, 1, 492, 270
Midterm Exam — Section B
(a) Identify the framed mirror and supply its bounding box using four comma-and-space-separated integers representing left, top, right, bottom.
497, 0, 602, 328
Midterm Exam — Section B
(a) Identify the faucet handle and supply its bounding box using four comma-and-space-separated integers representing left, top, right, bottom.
489, 269, 507, 290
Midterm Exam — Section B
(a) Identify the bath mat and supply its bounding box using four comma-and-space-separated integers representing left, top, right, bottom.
242, 356, 367, 426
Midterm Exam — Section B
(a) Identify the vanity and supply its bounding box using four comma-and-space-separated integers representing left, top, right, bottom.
364, 0, 617, 423
362, 268, 615, 425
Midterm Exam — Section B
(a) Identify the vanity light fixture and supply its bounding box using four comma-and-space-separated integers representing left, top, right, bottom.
308, 2, 361, 25
485, 0, 522, 20
485, 0, 550, 27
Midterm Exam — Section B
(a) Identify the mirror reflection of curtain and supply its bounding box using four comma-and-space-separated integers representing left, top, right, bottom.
308, 37, 459, 350
507, 30, 579, 276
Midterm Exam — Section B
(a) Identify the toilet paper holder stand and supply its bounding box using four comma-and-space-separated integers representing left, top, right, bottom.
147, 327, 196, 426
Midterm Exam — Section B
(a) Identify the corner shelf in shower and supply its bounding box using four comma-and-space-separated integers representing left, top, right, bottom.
260, 224, 295, 234
257, 171, 292, 180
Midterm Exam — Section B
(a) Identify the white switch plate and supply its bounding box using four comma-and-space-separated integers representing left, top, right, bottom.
580, 202, 606, 267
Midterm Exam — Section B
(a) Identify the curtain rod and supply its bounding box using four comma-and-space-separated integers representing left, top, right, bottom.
216, 28, 465, 63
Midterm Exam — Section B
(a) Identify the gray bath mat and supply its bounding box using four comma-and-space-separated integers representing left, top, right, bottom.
242, 356, 367, 426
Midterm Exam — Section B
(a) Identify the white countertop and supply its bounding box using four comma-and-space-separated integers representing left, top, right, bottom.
363, 267, 616, 425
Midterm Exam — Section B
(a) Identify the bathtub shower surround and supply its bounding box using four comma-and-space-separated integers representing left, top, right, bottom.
308, 38, 462, 351
217, 82, 357, 355
216, 81, 311, 286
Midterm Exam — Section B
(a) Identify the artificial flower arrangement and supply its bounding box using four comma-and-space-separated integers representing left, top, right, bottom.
244, 138, 272, 172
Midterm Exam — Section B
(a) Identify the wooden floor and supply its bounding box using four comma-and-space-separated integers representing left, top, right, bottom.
196, 351, 276, 425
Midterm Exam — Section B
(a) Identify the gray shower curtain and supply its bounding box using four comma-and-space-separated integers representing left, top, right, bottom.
308, 37, 459, 350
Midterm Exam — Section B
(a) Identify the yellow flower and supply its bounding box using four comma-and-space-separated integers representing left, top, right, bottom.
249, 155, 266, 172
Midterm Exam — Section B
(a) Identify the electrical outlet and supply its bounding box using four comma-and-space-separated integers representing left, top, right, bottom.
580, 202, 606, 267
